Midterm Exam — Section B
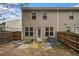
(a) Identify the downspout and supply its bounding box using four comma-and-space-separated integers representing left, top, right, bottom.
57, 9, 59, 32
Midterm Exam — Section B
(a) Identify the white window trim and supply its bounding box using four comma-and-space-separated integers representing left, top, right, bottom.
32, 11, 36, 16
25, 27, 33, 36
45, 27, 53, 37
49, 27, 53, 36
43, 11, 47, 16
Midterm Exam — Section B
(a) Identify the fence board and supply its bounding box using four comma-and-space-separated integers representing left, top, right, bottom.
13, 32, 21, 40
0, 31, 21, 44
57, 32, 79, 52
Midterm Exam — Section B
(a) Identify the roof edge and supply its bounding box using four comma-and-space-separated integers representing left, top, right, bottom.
21, 7, 79, 11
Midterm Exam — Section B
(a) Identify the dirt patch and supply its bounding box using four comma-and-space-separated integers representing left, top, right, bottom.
0, 42, 78, 56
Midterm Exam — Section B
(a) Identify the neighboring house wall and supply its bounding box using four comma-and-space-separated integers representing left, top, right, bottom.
6, 20, 22, 31
22, 7, 79, 40
58, 11, 79, 32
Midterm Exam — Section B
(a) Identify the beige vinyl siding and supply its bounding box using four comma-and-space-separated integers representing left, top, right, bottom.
22, 8, 79, 40
22, 10, 57, 40
6, 20, 22, 31
58, 11, 78, 32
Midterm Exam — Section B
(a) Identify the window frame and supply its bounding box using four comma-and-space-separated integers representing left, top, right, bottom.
66, 27, 70, 32
43, 11, 47, 20
69, 11, 74, 20
45, 27, 49, 36
32, 11, 36, 19
45, 27, 53, 36
25, 27, 29, 36
69, 16, 74, 20
25, 27, 33, 36
50, 27, 53, 36
29, 27, 33, 36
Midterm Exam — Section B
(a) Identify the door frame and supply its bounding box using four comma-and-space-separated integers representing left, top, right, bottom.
36, 27, 42, 41
76, 26, 79, 34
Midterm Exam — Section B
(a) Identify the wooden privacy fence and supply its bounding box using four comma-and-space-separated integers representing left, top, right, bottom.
13, 32, 21, 40
57, 32, 79, 52
0, 31, 21, 44
0, 31, 13, 44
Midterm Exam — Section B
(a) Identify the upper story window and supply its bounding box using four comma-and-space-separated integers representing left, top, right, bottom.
32, 11, 36, 19
69, 11, 74, 20
43, 11, 47, 20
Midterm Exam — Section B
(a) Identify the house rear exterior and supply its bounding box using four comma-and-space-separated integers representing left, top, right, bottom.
21, 7, 79, 41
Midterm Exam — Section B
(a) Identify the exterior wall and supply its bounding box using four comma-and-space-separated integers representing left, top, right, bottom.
73, 11, 79, 34
22, 10, 57, 40
6, 20, 22, 31
75, 11, 79, 26
22, 9, 79, 40
58, 11, 79, 32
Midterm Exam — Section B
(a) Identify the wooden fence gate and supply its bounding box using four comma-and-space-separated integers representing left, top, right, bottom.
13, 32, 21, 40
